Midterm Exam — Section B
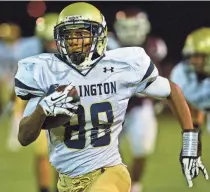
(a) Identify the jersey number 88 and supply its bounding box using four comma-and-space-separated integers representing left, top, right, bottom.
64, 101, 114, 149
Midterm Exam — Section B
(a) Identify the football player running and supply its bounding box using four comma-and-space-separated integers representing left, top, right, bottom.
108, 8, 167, 192
0, 22, 41, 151
15, 2, 208, 192
171, 28, 210, 134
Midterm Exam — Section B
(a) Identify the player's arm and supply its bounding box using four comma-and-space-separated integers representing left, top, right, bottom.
188, 104, 204, 128
140, 74, 192, 128
18, 96, 72, 146
14, 60, 48, 146
18, 84, 78, 146
15, 58, 79, 146
134, 48, 199, 131
133, 47, 208, 187
140, 67, 208, 187
167, 80, 193, 129
18, 100, 47, 146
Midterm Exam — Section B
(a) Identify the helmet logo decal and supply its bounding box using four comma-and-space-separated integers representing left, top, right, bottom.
64, 15, 86, 22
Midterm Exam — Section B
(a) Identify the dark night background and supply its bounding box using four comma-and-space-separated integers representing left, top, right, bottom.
1, 1, 210, 63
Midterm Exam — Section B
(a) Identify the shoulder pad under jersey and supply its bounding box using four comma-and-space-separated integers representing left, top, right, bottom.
15, 53, 56, 100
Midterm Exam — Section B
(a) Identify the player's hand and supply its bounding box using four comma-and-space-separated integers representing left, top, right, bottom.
39, 84, 79, 117
180, 129, 209, 188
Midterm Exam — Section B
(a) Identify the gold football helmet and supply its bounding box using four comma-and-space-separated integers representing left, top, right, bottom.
54, 2, 108, 70
35, 13, 59, 41
182, 27, 210, 74
0, 23, 21, 42
35, 13, 58, 52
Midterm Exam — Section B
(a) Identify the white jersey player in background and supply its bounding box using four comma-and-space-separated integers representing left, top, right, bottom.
15, 2, 208, 192
108, 7, 168, 192
171, 27, 210, 133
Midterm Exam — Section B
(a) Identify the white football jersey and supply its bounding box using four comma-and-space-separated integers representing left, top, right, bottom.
0, 37, 41, 77
170, 61, 210, 111
15, 47, 159, 176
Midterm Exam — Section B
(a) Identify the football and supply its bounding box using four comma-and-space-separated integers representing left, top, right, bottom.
56, 85, 79, 99
41, 85, 80, 130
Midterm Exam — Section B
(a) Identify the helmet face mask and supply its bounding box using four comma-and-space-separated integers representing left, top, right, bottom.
188, 53, 210, 75
54, 19, 105, 65
54, 3, 108, 71
62, 29, 92, 65
115, 18, 148, 46
188, 53, 207, 73
114, 9, 151, 46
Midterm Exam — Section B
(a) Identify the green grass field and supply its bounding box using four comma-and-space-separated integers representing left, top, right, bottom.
0, 113, 210, 192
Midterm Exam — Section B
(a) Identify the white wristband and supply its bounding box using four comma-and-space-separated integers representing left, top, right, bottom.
182, 131, 198, 157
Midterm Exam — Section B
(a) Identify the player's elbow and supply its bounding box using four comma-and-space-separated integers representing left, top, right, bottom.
18, 130, 37, 146
18, 120, 38, 146
18, 129, 30, 146
18, 120, 29, 146
143, 76, 171, 99
167, 80, 183, 100
167, 81, 186, 103
18, 133, 29, 146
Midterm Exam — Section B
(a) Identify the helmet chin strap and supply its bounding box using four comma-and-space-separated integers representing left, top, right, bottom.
70, 53, 86, 65
60, 37, 98, 71
65, 49, 94, 71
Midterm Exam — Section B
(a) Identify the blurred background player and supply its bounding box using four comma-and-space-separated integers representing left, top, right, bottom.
35, 13, 60, 192
0, 23, 20, 115
0, 22, 41, 150
7, 13, 59, 192
171, 27, 210, 133
34, 13, 59, 192
107, 8, 168, 192
35, 13, 58, 53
